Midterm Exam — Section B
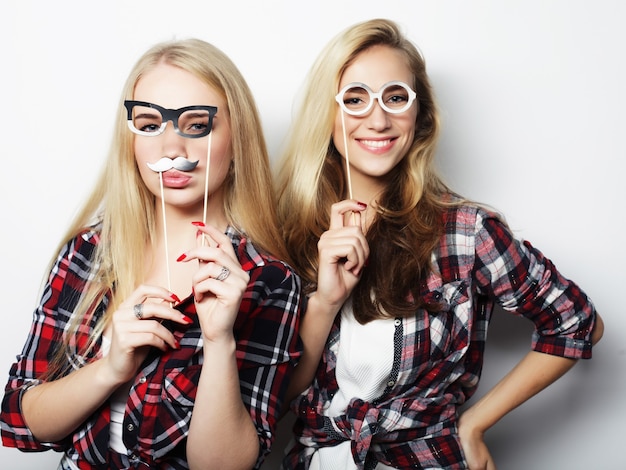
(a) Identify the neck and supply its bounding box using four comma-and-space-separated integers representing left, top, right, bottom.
147, 197, 228, 299
153, 194, 228, 254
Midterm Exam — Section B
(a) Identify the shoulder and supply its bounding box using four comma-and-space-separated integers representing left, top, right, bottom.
442, 195, 499, 222
435, 198, 514, 269
77, 225, 101, 247
441, 197, 508, 236
56, 224, 101, 266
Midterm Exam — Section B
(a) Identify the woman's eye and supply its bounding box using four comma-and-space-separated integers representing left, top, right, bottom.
388, 94, 408, 103
183, 120, 209, 135
138, 122, 161, 133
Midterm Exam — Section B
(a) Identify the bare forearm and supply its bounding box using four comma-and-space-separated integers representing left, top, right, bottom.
461, 311, 604, 435
22, 359, 122, 442
459, 351, 576, 436
187, 337, 259, 470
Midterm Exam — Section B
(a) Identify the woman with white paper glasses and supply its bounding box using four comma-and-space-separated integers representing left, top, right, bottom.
275, 18, 603, 470
1, 38, 302, 470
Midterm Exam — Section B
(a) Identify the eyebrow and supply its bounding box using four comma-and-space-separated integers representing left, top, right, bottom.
181, 111, 211, 118
133, 110, 161, 119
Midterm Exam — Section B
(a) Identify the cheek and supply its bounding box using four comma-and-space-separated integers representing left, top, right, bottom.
211, 138, 231, 163
403, 123, 416, 143
206, 127, 232, 165
399, 113, 417, 142
133, 138, 155, 164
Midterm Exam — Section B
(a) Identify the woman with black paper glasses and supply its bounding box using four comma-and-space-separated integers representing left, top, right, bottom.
1, 38, 302, 470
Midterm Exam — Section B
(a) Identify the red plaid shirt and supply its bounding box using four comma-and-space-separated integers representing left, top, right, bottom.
1, 226, 302, 469
284, 203, 596, 470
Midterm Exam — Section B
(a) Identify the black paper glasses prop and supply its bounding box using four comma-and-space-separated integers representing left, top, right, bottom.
335, 81, 417, 200
124, 101, 217, 138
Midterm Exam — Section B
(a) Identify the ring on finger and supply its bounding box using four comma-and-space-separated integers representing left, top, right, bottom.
215, 265, 230, 282
133, 303, 144, 320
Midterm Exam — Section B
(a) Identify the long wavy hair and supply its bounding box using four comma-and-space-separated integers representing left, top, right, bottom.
45, 38, 286, 377
275, 19, 459, 323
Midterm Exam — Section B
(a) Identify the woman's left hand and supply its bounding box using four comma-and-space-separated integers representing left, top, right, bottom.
178, 223, 249, 343
458, 413, 497, 470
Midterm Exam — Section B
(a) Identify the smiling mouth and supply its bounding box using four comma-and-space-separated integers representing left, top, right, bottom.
359, 138, 394, 148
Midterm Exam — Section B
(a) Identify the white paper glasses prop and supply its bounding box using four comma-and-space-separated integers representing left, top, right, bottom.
124, 100, 218, 292
334, 81, 417, 200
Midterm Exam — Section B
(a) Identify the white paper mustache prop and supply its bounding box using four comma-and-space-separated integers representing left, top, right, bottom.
147, 157, 199, 173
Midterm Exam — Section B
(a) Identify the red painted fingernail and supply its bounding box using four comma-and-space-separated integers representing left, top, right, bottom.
170, 293, 181, 303
357, 201, 367, 208
176, 253, 187, 262
181, 315, 193, 324
191, 221, 205, 227
173, 340, 180, 349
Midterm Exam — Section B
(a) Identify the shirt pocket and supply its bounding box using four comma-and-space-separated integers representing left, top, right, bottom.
162, 364, 202, 407
421, 280, 471, 363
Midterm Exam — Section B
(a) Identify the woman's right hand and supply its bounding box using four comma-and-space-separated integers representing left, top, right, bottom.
104, 286, 189, 385
282, 200, 370, 404
19, 285, 192, 443
314, 200, 370, 314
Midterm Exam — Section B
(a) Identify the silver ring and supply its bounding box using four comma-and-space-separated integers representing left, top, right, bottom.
215, 265, 230, 281
133, 303, 144, 320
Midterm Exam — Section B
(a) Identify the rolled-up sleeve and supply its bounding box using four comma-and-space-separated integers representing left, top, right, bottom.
473, 213, 596, 359
1, 232, 97, 451
2, 248, 70, 450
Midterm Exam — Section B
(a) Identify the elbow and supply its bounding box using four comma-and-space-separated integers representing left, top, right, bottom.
591, 312, 604, 346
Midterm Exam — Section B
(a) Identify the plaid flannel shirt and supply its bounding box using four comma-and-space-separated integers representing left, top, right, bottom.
1, 226, 302, 469
284, 203, 596, 470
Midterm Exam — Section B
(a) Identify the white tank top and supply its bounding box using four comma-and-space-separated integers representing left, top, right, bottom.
101, 336, 131, 454
310, 299, 396, 470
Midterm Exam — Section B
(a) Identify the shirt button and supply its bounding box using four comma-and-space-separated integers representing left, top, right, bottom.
127, 423, 135, 432
139, 376, 147, 383
387, 380, 395, 387
394, 319, 402, 326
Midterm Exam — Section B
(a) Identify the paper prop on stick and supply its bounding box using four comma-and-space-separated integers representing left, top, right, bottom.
123, 100, 217, 294
148, 155, 203, 293
334, 81, 417, 221
147, 157, 199, 172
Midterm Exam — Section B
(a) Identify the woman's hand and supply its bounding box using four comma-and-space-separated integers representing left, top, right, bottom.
178, 223, 249, 343
314, 199, 370, 313
106, 286, 187, 385
458, 417, 497, 470
282, 200, 370, 404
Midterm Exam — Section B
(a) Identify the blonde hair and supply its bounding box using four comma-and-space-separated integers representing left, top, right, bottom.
46, 38, 284, 376
276, 19, 456, 322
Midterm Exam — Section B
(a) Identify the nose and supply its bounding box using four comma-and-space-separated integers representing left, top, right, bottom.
160, 121, 187, 158
365, 99, 391, 131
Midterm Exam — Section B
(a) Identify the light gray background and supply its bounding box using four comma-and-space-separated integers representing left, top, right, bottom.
1, 1, 623, 469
